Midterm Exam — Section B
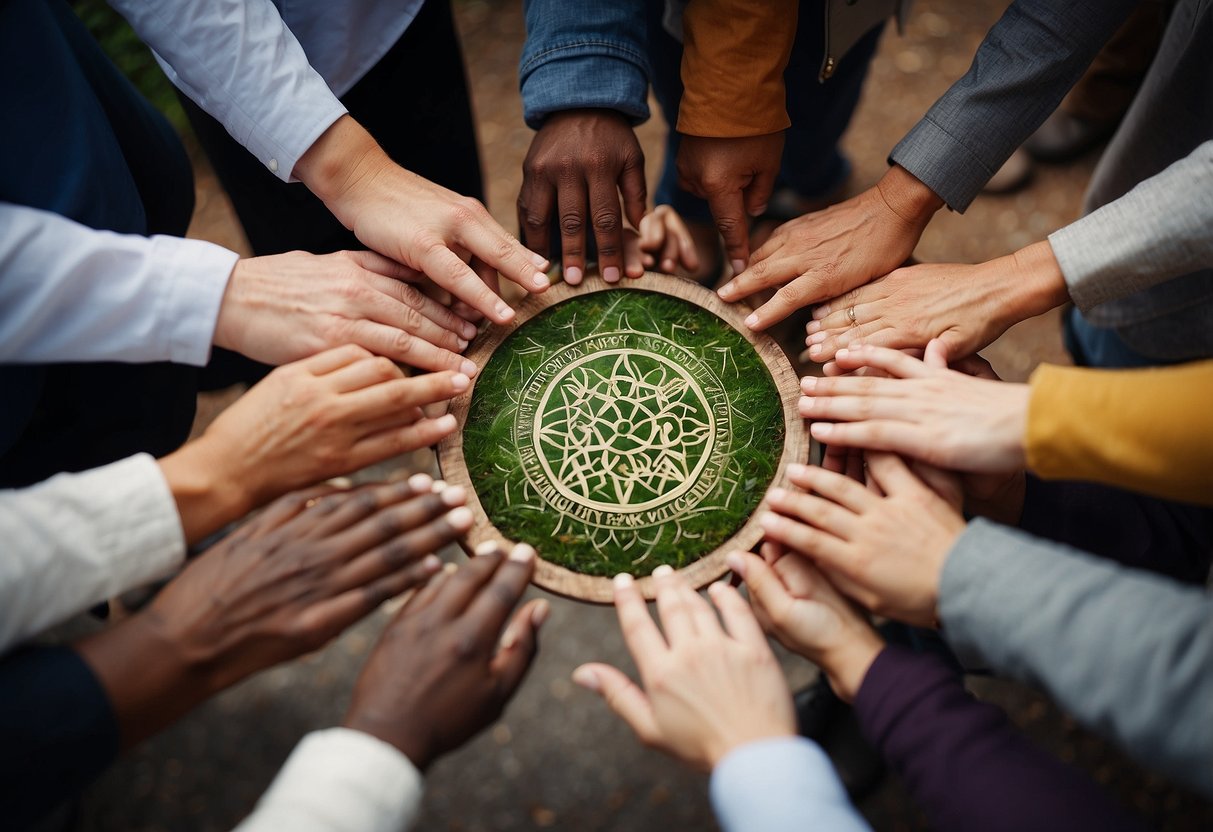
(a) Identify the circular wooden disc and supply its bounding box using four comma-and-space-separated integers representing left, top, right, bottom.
438, 271, 806, 603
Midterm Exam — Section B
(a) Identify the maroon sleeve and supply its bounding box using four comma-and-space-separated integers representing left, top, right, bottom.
852, 645, 1143, 832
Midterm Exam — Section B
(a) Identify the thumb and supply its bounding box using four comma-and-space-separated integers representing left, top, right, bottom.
923, 338, 949, 369
573, 663, 660, 745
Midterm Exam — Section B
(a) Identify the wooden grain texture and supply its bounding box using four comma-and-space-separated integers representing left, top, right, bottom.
438, 271, 807, 603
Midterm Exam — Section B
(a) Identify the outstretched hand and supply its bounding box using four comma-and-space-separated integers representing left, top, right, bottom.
572, 566, 795, 771
344, 543, 547, 770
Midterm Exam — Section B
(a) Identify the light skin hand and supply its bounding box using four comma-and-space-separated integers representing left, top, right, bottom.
676, 133, 785, 273
157, 345, 463, 543
344, 543, 547, 770
572, 566, 795, 772
76, 477, 472, 749
517, 109, 647, 286
803, 240, 1071, 363
622, 205, 701, 278
718, 165, 943, 330
727, 550, 884, 703
214, 249, 479, 374
294, 116, 550, 325
759, 458, 965, 627
801, 342, 1031, 473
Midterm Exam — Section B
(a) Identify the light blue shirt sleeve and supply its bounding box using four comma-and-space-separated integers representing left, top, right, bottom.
710, 737, 871, 832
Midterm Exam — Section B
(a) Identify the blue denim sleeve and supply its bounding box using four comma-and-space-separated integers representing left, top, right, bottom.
519, 0, 651, 129
889, 0, 1139, 212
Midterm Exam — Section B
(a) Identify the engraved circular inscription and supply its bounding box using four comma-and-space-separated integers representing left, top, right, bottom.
460, 288, 785, 579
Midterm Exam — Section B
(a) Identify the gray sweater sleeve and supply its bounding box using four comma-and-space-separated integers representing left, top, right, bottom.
889, 0, 1138, 212
1049, 141, 1213, 310
939, 519, 1213, 797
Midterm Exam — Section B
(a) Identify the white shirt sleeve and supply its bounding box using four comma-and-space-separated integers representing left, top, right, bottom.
0, 454, 186, 652
108, 0, 349, 182
0, 202, 236, 366
234, 728, 425, 832
710, 737, 871, 832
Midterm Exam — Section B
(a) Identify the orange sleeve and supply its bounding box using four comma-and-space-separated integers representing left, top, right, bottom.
1026, 360, 1213, 506
676, 0, 799, 138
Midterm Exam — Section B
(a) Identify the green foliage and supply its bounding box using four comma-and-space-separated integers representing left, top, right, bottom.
463, 290, 784, 577
73, 0, 188, 133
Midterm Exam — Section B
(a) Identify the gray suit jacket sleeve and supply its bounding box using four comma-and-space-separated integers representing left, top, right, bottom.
1049, 141, 1213, 310
889, 0, 1138, 211
939, 519, 1213, 797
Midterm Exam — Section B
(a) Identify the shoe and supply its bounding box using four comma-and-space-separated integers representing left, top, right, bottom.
793, 675, 887, 800
981, 148, 1032, 194
1024, 109, 1118, 163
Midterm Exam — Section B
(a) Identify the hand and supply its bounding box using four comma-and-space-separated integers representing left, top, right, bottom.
158, 345, 463, 543
718, 165, 943, 330
727, 550, 884, 702
214, 249, 479, 373
803, 240, 1070, 363
758, 458, 965, 627
676, 133, 784, 272
802, 342, 1031, 473
295, 116, 551, 325
518, 109, 647, 285
572, 566, 795, 772
622, 205, 701, 277
344, 543, 547, 770
76, 477, 473, 748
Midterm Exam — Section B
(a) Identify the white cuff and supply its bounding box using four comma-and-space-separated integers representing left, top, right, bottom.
150, 235, 239, 366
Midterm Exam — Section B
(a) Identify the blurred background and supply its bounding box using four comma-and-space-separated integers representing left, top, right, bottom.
70, 1, 1211, 829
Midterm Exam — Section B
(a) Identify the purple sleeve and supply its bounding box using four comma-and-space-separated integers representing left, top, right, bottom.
852, 646, 1143, 832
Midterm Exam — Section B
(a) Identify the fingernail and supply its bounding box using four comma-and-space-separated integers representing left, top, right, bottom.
744, 313, 759, 329
533, 272, 550, 289
613, 572, 634, 589
440, 485, 466, 507
475, 540, 499, 556
572, 666, 600, 692
495, 302, 514, 322
788, 463, 809, 478
808, 331, 827, 345
509, 543, 536, 563
529, 251, 550, 269
801, 376, 817, 391
447, 506, 473, 530
460, 321, 478, 340
436, 413, 457, 431
456, 337, 469, 350
708, 580, 729, 595
451, 373, 470, 393
768, 487, 787, 501
836, 348, 849, 360
443, 562, 459, 575
565, 265, 582, 285
603, 266, 621, 283
652, 564, 674, 578
759, 511, 782, 530
422, 554, 442, 573
806, 321, 821, 334
731, 259, 746, 274
430, 479, 447, 493
799, 397, 814, 414
809, 345, 823, 358
662, 258, 676, 273
460, 358, 478, 378
812, 422, 833, 437
501, 625, 520, 650
408, 473, 434, 493
725, 552, 747, 576
750, 204, 767, 217
718, 283, 735, 300
532, 599, 551, 628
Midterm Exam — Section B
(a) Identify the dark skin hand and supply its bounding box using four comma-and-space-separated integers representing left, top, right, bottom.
518, 109, 647, 285
75, 478, 471, 749
344, 543, 548, 770
676, 132, 785, 273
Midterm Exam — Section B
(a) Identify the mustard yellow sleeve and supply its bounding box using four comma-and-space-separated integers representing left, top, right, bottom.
1026, 360, 1213, 506
676, 0, 798, 138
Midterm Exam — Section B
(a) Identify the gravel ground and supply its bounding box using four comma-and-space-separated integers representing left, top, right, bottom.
74, 1, 1213, 829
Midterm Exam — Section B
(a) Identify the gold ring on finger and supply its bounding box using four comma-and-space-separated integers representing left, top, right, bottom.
846, 306, 858, 325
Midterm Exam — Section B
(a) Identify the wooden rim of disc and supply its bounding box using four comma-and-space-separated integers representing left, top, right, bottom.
437, 271, 807, 603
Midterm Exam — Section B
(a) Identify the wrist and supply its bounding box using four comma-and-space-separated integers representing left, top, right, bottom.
158, 436, 256, 545
292, 115, 390, 223
876, 165, 944, 229
708, 727, 797, 770
822, 631, 885, 703
342, 710, 433, 771
1007, 240, 1071, 319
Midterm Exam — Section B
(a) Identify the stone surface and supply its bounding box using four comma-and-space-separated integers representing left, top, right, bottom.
74, 1, 1212, 830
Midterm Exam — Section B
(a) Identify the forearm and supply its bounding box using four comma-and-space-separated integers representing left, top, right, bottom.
0, 203, 234, 366
677, 0, 797, 138
1027, 361, 1213, 506
941, 520, 1213, 796
1050, 142, 1213, 308
0, 456, 185, 652
519, 0, 650, 128
234, 729, 424, 832
890, 0, 1140, 212
157, 439, 257, 546
110, 0, 346, 182
854, 647, 1142, 832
